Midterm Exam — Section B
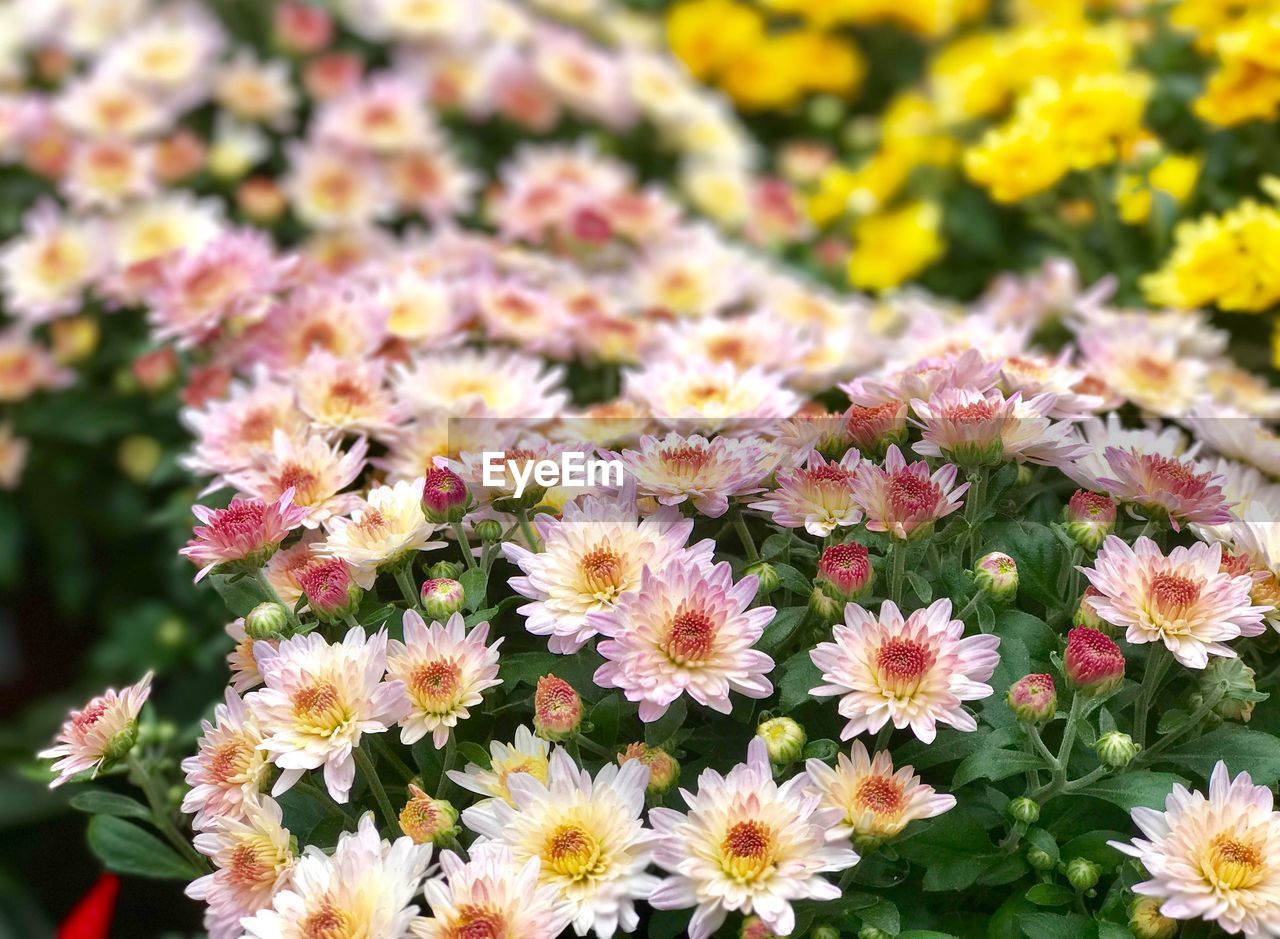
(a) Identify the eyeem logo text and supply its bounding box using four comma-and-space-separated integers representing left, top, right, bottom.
481, 451, 625, 499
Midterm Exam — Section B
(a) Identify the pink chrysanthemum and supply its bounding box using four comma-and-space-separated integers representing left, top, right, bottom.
611, 433, 771, 518
1097, 447, 1234, 532
648, 736, 858, 939
181, 687, 271, 830
40, 672, 153, 787
1082, 536, 1268, 669
591, 559, 775, 722
749, 449, 863, 537
851, 444, 968, 540
181, 488, 309, 581
810, 599, 1000, 743
226, 430, 367, 528
912, 386, 1084, 468
180, 369, 309, 480
623, 359, 802, 435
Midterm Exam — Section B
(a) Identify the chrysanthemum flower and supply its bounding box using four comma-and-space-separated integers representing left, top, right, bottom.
852, 444, 968, 540
319, 478, 445, 589
181, 489, 309, 581
1082, 536, 1268, 669
285, 142, 391, 231
40, 672, 153, 787
805, 741, 955, 845
315, 75, 434, 154
227, 431, 367, 528
0, 200, 106, 322
462, 748, 659, 938
649, 736, 858, 939
181, 688, 271, 830
186, 795, 295, 939
749, 449, 862, 537
591, 558, 775, 722
385, 610, 503, 748
247, 628, 407, 803
810, 599, 1000, 743
248, 282, 387, 369
504, 491, 713, 653
447, 725, 554, 807
393, 348, 569, 420
294, 351, 401, 436
1096, 447, 1234, 532
624, 360, 801, 435
410, 843, 575, 939
611, 432, 771, 518
241, 813, 431, 939
181, 370, 309, 480
1110, 762, 1280, 936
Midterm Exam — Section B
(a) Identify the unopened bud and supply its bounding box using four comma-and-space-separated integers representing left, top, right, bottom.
422, 466, 470, 524
740, 916, 777, 939
619, 743, 679, 796
845, 401, 908, 460
1007, 673, 1056, 724
474, 519, 503, 543
745, 561, 780, 595
974, 552, 1018, 600
245, 602, 291, 640
1064, 491, 1117, 550
421, 578, 464, 620
1064, 857, 1101, 891
398, 784, 458, 845
1008, 797, 1040, 824
1075, 587, 1112, 633
816, 542, 874, 602
101, 721, 140, 767
757, 716, 806, 766
1095, 731, 1140, 768
1200, 657, 1264, 723
429, 560, 462, 580
808, 585, 843, 624
1027, 846, 1056, 871
1129, 896, 1177, 939
1065, 627, 1125, 697
533, 675, 582, 741
298, 558, 362, 623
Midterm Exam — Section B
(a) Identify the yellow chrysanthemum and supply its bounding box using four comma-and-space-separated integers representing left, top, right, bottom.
1116, 152, 1202, 225
846, 200, 946, 291
964, 119, 1070, 203
666, 0, 764, 81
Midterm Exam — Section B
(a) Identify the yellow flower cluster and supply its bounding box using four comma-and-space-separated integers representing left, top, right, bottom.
1194, 11, 1280, 127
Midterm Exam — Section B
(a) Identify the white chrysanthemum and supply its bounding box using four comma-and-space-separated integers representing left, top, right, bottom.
181, 687, 271, 830
1110, 762, 1280, 936
504, 491, 713, 653
749, 450, 862, 537
242, 813, 431, 939
410, 843, 575, 939
40, 672, 152, 787
448, 725, 554, 806
810, 599, 1001, 743
805, 741, 956, 843
611, 433, 772, 519
649, 737, 858, 939
463, 749, 659, 938
624, 359, 801, 435
0, 202, 106, 322
247, 628, 408, 802
319, 478, 445, 589
226, 430, 367, 529
386, 610, 503, 748
392, 348, 569, 420
1083, 536, 1268, 669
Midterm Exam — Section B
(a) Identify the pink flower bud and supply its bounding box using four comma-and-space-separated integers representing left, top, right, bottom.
274, 1, 333, 54
398, 784, 458, 845
844, 401, 907, 459
1007, 673, 1056, 723
421, 578, 464, 620
618, 742, 680, 795
974, 551, 1018, 601
1065, 627, 1125, 697
816, 542, 873, 601
534, 675, 582, 740
1064, 490, 1117, 550
422, 466, 470, 524
298, 558, 362, 622
131, 347, 179, 393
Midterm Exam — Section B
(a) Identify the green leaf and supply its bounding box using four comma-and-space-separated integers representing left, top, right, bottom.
460, 567, 488, 612
770, 563, 813, 597
758, 607, 807, 655
858, 898, 900, 933
69, 790, 151, 821
456, 741, 491, 769
906, 570, 933, 603
777, 649, 823, 712
1025, 884, 1075, 907
1072, 771, 1187, 810
896, 813, 998, 891
1159, 725, 1280, 785
1018, 912, 1097, 939
952, 748, 1044, 788
86, 816, 198, 880
589, 694, 620, 748
645, 910, 688, 939
209, 572, 266, 617
985, 519, 1068, 610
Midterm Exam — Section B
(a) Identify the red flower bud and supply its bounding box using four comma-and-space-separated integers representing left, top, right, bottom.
422, 465, 470, 524
533, 675, 582, 740
1007, 673, 1056, 723
298, 558, 362, 622
1065, 626, 1125, 696
816, 542, 873, 601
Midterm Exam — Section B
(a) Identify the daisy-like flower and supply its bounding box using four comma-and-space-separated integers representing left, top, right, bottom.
241, 813, 431, 939
186, 795, 295, 939
749, 449, 862, 537
912, 386, 1084, 469
503, 491, 713, 654
852, 445, 968, 540
0, 201, 106, 323
448, 725, 555, 807
181, 688, 271, 830
810, 599, 1001, 743
611, 433, 771, 519
294, 351, 400, 436
1096, 446, 1234, 532
40, 673, 153, 787
1110, 762, 1280, 936
248, 282, 387, 370
385, 610, 503, 748
805, 741, 956, 846
180, 369, 309, 480
649, 736, 858, 939
1064, 414, 1191, 492
393, 348, 569, 420
247, 628, 407, 803
410, 843, 575, 939
319, 478, 445, 589
1079, 330, 1208, 417
462, 748, 659, 938
1082, 536, 1268, 669
227, 431, 367, 529
180, 489, 309, 582
591, 558, 776, 722
624, 360, 801, 435
285, 142, 391, 231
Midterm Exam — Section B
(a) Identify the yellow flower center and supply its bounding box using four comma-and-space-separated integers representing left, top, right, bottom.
580, 546, 624, 601
544, 822, 604, 880
721, 820, 775, 883
1206, 833, 1266, 891
291, 680, 347, 734
411, 659, 462, 711
855, 776, 906, 817
301, 900, 354, 939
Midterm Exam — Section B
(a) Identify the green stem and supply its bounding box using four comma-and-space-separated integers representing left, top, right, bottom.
964, 469, 989, 566
956, 591, 983, 627
254, 568, 300, 630
574, 734, 614, 758
1025, 724, 1057, 766
515, 508, 541, 551
437, 734, 458, 800
127, 755, 209, 872
1089, 169, 1132, 289
295, 777, 355, 823
1134, 644, 1173, 749
1136, 696, 1217, 766
372, 734, 417, 783
873, 722, 894, 753
888, 542, 907, 606
451, 519, 477, 571
354, 746, 398, 831
1062, 764, 1110, 793
393, 562, 420, 610
731, 507, 759, 564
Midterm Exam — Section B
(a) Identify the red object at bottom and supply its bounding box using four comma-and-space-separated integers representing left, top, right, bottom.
58, 874, 119, 939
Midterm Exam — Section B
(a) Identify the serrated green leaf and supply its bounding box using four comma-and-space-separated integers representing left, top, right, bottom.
459, 567, 488, 612
1159, 725, 1280, 785
1071, 771, 1187, 810
645, 698, 686, 747
953, 748, 1044, 788
777, 650, 823, 713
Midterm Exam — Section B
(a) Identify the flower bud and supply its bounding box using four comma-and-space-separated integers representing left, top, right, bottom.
130, 346, 179, 394
1200, 657, 1263, 722
298, 558, 362, 623
1027, 846, 1056, 871
1074, 587, 1112, 634
50, 315, 100, 365
1095, 731, 1140, 768
974, 551, 1018, 601
533, 675, 582, 741
1007, 674, 1057, 724
740, 917, 777, 939
845, 401, 908, 461
244, 601, 291, 640
619, 743, 680, 796
100, 720, 140, 767
757, 717, 806, 766
1064, 857, 1101, 891
808, 585, 843, 624
1129, 897, 1177, 939
1063, 490, 1117, 550
1008, 797, 1040, 824
274, 1, 333, 55
855, 928, 888, 939
1064, 627, 1125, 697
745, 561, 780, 596
474, 519, 503, 543
236, 177, 287, 223
422, 466, 471, 524
398, 784, 459, 846
428, 560, 463, 580
816, 542, 874, 602
421, 578, 464, 620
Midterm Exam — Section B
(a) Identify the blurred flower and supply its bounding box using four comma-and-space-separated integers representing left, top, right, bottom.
40, 673, 153, 787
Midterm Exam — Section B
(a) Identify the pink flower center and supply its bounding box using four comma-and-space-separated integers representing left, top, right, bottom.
451, 905, 507, 939
887, 472, 938, 517
292, 681, 339, 716
721, 820, 774, 880
855, 776, 905, 815
580, 546, 623, 595
661, 444, 710, 473
213, 500, 268, 539
945, 401, 996, 424
412, 660, 461, 704
227, 840, 271, 885
807, 464, 854, 486
72, 700, 110, 735
277, 464, 321, 505
1149, 573, 1200, 614
875, 637, 935, 692
666, 609, 716, 664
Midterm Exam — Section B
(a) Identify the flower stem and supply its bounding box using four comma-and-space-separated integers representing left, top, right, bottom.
253, 568, 300, 630
1134, 644, 1173, 749
354, 745, 398, 832
888, 542, 907, 605
126, 754, 209, 873
515, 508, 541, 551
372, 734, 417, 783
437, 734, 458, 800
451, 519, 477, 571
295, 777, 355, 824
731, 507, 759, 563
393, 561, 420, 610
